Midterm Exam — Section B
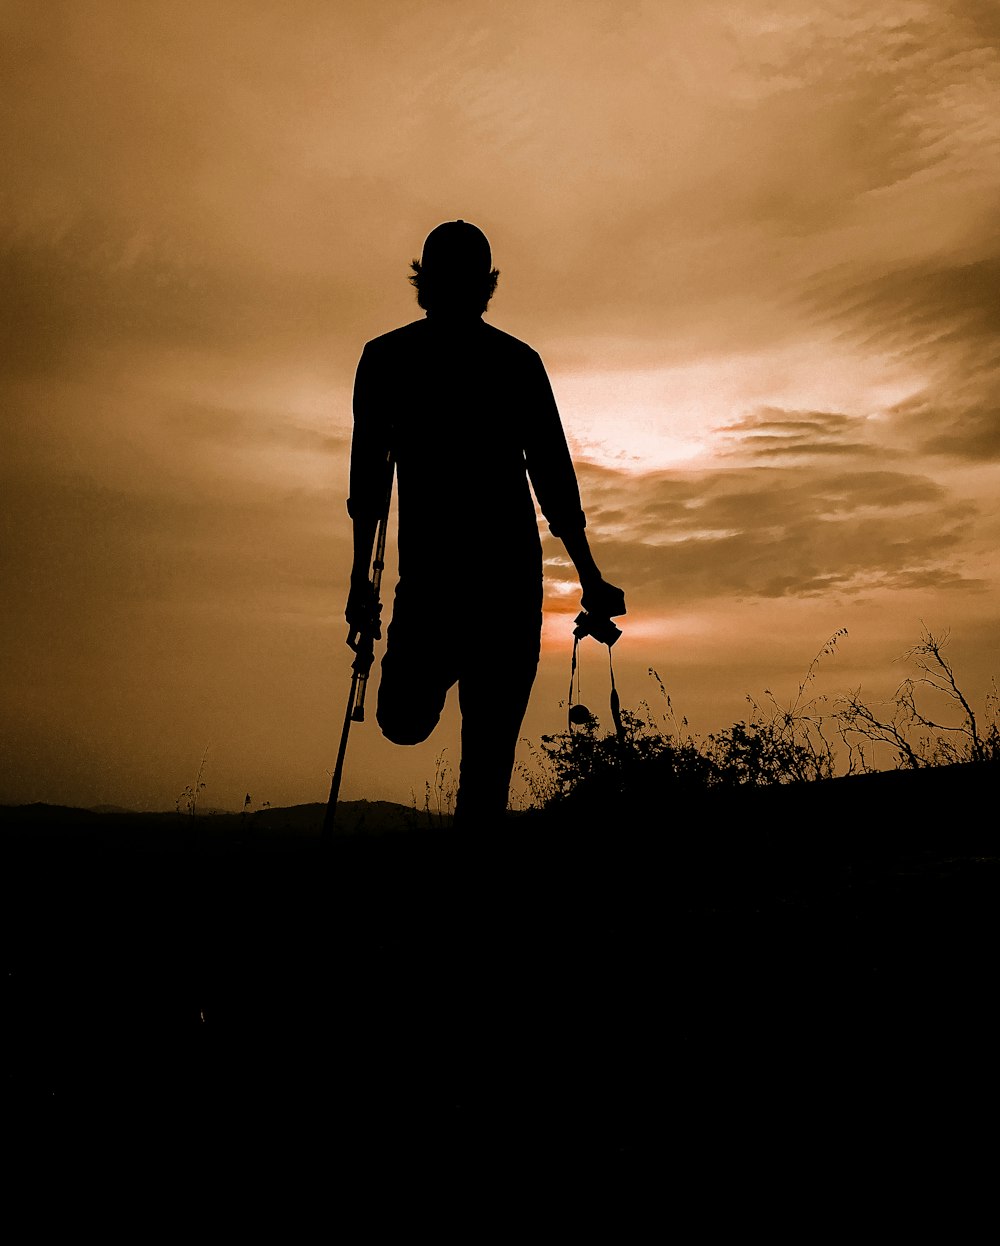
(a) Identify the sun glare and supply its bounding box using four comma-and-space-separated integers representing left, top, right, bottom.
554, 345, 925, 474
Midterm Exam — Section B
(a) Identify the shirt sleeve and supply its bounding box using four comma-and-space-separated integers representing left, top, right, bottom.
347, 343, 393, 521
523, 350, 587, 538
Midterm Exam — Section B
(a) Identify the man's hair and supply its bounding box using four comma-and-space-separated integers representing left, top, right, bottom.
409, 259, 500, 316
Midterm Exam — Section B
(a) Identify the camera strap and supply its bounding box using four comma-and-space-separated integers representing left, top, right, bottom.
567, 631, 626, 748
567, 632, 582, 723
608, 646, 625, 745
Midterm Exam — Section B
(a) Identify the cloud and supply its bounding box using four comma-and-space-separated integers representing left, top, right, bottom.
809, 254, 1000, 461
716, 407, 874, 460
4, 0, 997, 382
163, 403, 348, 457
0, 220, 370, 385
891, 385, 1000, 462
553, 459, 984, 608
0, 464, 347, 616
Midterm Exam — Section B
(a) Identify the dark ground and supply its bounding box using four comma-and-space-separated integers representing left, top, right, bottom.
4, 763, 998, 1186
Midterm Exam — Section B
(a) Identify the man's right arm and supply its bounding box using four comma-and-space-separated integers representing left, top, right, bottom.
345, 344, 392, 641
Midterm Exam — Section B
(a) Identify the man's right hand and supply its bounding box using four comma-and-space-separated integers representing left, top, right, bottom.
345, 578, 382, 647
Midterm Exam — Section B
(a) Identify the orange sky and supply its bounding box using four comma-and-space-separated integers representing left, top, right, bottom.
2, 0, 998, 810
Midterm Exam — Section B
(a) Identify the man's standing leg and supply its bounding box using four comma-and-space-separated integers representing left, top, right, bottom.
453, 608, 541, 830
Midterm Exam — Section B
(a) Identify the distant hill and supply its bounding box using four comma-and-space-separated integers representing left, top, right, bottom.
252, 798, 453, 835
0, 796, 449, 850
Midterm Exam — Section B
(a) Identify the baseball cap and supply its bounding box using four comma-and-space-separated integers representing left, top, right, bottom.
420, 220, 492, 273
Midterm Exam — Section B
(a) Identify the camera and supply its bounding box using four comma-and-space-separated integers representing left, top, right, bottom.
573, 610, 622, 647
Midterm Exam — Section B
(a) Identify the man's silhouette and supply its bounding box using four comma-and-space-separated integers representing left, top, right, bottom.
347, 221, 625, 828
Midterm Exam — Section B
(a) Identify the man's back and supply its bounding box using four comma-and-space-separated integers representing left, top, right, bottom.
351, 316, 585, 584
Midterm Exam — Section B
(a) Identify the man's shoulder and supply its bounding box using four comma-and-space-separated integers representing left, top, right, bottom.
362, 319, 428, 354
479, 322, 540, 360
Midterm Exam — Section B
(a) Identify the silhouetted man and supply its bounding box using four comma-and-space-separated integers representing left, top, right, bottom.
347, 221, 625, 828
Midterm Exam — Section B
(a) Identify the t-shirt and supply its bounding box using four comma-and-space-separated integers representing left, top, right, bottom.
348, 316, 586, 586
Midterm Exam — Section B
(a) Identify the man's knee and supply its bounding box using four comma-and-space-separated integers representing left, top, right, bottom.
377, 637, 450, 746
376, 699, 441, 746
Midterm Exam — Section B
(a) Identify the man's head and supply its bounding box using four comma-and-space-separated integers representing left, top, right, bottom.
409, 220, 500, 316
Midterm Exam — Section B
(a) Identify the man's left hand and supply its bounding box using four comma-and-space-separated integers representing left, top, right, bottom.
581, 577, 626, 619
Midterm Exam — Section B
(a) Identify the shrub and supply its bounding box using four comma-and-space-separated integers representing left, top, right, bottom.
518, 627, 995, 810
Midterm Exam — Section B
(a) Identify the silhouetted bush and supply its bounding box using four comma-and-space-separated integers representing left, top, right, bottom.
517, 628, 997, 811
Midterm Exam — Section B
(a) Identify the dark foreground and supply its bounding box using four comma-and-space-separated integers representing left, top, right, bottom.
5, 763, 998, 1184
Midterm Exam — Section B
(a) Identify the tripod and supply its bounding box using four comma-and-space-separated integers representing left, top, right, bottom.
323, 453, 395, 839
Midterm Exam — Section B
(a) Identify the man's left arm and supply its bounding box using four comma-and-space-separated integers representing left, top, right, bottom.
523, 350, 626, 620
559, 526, 626, 619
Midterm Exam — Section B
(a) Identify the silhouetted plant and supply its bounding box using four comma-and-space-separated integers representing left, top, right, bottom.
176, 746, 209, 819
837, 628, 999, 769
412, 750, 455, 827
513, 737, 561, 809
238, 792, 270, 845
703, 630, 845, 787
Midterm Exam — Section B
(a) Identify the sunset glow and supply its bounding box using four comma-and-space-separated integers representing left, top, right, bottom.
2, 0, 997, 811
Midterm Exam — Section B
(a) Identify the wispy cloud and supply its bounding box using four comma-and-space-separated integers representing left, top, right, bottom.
716, 408, 874, 460
554, 461, 984, 606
